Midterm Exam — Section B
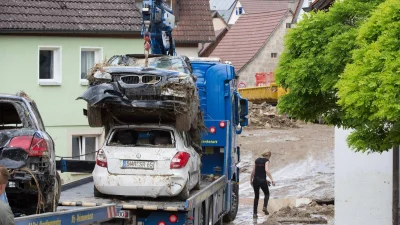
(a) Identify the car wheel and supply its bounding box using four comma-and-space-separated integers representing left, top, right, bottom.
194, 172, 201, 190
94, 185, 106, 198
87, 104, 103, 127
176, 112, 191, 131
177, 180, 190, 200
223, 181, 239, 222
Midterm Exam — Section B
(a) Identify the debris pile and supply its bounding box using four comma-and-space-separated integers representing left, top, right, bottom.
248, 102, 298, 129
265, 201, 334, 225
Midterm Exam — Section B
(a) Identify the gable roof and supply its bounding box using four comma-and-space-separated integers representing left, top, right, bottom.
309, 0, 334, 10
240, 0, 289, 14
198, 27, 228, 56
292, 0, 305, 23
210, 9, 290, 72
210, 0, 237, 22
172, 0, 215, 43
0, 0, 142, 34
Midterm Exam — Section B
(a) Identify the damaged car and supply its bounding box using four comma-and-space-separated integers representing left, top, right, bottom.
79, 54, 204, 152
93, 124, 201, 200
78, 54, 201, 135
0, 93, 61, 215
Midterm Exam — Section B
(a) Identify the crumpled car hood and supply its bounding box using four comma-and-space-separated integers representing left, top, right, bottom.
77, 82, 131, 107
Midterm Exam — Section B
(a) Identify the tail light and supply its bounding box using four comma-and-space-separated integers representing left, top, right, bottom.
169, 214, 178, 223
170, 152, 190, 169
96, 149, 108, 168
209, 126, 216, 134
219, 121, 226, 128
8, 134, 48, 156
158, 222, 166, 225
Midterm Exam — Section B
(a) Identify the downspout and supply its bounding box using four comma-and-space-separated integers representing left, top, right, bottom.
393, 146, 399, 225
198, 42, 205, 57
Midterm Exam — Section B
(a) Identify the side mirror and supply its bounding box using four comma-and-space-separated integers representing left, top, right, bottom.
239, 98, 249, 127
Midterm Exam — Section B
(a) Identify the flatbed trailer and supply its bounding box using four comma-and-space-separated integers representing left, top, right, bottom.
13, 58, 249, 225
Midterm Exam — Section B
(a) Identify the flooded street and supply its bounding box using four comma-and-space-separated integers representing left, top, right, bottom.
228, 123, 335, 225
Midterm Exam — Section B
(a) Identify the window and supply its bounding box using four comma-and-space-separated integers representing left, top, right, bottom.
286, 23, 292, 28
80, 47, 103, 85
38, 46, 61, 85
108, 128, 174, 148
72, 136, 98, 160
271, 53, 278, 58
236, 6, 243, 15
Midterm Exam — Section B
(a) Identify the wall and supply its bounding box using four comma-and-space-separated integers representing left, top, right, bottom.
176, 47, 199, 57
0, 35, 142, 183
228, 1, 243, 25
335, 127, 393, 225
237, 14, 291, 87
213, 17, 228, 31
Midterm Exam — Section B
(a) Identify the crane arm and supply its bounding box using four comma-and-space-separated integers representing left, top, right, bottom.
141, 0, 176, 56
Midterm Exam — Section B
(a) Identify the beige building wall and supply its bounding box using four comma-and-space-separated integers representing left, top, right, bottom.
238, 14, 292, 87
213, 17, 228, 31
176, 47, 199, 57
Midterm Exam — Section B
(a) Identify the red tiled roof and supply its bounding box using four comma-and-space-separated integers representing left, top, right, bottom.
172, 0, 215, 43
0, 0, 141, 33
240, 0, 289, 14
210, 9, 290, 72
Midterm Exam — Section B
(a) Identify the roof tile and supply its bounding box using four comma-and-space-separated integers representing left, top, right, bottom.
210, 9, 290, 72
172, 0, 215, 43
240, 0, 289, 14
0, 0, 141, 33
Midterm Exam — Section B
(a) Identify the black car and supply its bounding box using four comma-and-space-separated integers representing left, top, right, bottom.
78, 54, 201, 135
0, 93, 61, 215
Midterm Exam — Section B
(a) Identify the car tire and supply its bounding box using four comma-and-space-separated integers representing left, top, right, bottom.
223, 181, 239, 222
194, 173, 201, 190
176, 112, 191, 131
177, 180, 190, 200
94, 185, 106, 198
87, 104, 103, 127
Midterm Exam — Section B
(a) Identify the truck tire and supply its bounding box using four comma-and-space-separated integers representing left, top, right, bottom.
223, 182, 239, 222
176, 112, 191, 131
87, 104, 103, 127
177, 180, 190, 200
94, 185, 106, 198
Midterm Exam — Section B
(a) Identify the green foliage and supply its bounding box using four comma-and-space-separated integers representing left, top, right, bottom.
275, 0, 384, 125
336, 0, 400, 152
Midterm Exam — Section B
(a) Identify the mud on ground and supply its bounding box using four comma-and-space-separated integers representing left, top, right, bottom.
228, 123, 334, 225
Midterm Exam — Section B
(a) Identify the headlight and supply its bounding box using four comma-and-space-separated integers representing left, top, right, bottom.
94, 71, 112, 81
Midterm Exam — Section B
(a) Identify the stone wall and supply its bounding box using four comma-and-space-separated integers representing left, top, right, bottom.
237, 13, 292, 87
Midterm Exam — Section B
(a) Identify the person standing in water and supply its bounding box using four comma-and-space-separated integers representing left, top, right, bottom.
250, 151, 275, 218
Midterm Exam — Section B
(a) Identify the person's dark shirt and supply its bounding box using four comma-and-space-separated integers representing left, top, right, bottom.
254, 157, 269, 180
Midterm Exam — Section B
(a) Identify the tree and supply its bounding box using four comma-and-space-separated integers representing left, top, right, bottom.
336, 0, 400, 153
275, 0, 384, 126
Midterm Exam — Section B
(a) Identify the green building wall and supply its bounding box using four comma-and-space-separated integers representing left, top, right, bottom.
0, 35, 142, 183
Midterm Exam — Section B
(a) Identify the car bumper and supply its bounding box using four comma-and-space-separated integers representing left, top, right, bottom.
92, 166, 187, 198
78, 82, 188, 110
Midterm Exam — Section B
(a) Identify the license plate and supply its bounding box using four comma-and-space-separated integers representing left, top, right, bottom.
115, 210, 131, 219
123, 160, 155, 170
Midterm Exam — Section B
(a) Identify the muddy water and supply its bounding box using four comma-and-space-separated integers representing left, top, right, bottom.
228, 125, 334, 224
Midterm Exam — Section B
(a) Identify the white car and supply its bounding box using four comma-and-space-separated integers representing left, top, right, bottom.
93, 124, 202, 200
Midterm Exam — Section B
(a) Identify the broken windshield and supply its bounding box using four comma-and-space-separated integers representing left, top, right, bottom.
107, 56, 190, 74
107, 128, 175, 148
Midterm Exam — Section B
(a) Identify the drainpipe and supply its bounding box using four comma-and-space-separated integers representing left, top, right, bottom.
198, 42, 205, 57
393, 146, 399, 225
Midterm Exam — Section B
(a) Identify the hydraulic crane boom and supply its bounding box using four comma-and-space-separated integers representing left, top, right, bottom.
141, 0, 176, 56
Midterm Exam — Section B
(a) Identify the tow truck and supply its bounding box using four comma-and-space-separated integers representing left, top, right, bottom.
13, 1, 249, 224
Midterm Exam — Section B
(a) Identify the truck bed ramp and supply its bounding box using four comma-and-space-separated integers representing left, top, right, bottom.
59, 176, 226, 211
15, 205, 117, 225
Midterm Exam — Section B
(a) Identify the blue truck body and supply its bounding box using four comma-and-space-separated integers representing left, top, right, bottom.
15, 58, 248, 225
